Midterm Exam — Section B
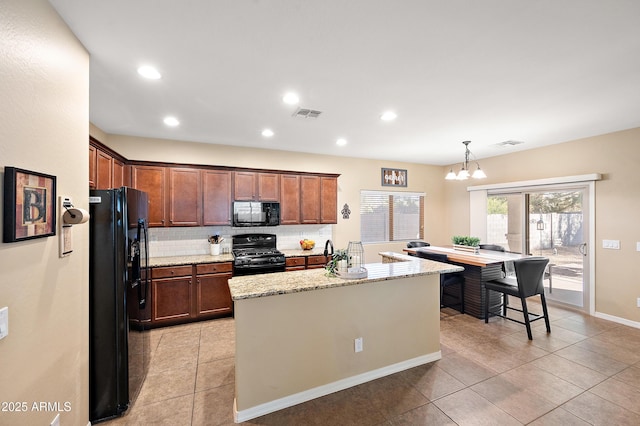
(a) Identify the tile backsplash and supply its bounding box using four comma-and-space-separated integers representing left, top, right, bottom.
148, 224, 333, 258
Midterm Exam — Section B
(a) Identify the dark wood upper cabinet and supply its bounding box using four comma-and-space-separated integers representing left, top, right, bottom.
300, 175, 321, 224
168, 167, 202, 226
257, 173, 280, 201
96, 149, 113, 190
91, 138, 339, 227
320, 176, 338, 224
132, 165, 167, 227
203, 170, 232, 225
112, 158, 125, 188
89, 145, 97, 189
280, 174, 301, 224
233, 171, 280, 201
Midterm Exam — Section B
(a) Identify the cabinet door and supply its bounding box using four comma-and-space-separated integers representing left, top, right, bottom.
320, 176, 338, 224
112, 158, 125, 188
300, 175, 321, 224
307, 255, 330, 269
258, 173, 280, 201
202, 170, 232, 225
152, 276, 193, 323
132, 165, 167, 227
96, 149, 113, 189
234, 171, 257, 200
280, 174, 300, 224
168, 167, 201, 226
89, 145, 97, 189
196, 273, 233, 317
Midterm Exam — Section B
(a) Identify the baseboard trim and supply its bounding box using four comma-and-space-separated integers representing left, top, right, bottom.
234, 351, 441, 423
595, 311, 640, 329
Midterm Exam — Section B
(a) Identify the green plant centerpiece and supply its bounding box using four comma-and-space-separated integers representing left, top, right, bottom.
325, 249, 348, 276
451, 235, 480, 247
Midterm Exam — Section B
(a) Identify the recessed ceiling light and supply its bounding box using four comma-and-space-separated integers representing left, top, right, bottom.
336, 138, 347, 146
163, 116, 179, 127
137, 65, 161, 80
261, 129, 274, 138
380, 111, 397, 121
282, 92, 300, 105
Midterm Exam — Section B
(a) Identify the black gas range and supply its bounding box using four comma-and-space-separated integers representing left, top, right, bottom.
232, 233, 286, 276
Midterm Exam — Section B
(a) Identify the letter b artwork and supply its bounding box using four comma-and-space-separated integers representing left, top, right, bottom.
3, 167, 56, 242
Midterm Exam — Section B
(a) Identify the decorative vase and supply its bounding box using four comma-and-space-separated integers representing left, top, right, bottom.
210, 243, 221, 256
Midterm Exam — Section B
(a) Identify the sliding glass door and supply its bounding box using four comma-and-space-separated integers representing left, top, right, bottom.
486, 186, 590, 309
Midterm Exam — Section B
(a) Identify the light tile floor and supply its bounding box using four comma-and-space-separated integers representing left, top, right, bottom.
104, 299, 640, 425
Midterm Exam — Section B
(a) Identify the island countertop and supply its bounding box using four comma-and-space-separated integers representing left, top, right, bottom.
228, 256, 463, 300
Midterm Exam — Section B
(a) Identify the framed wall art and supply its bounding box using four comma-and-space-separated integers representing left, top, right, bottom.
3, 167, 57, 243
381, 168, 407, 187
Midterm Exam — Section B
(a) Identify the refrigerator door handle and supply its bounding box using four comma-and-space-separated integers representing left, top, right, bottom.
139, 219, 149, 309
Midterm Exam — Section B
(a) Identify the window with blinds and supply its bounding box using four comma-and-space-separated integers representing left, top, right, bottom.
360, 190, 424, 243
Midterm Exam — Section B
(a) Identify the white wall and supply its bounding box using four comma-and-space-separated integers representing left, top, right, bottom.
0, 1, 90, 424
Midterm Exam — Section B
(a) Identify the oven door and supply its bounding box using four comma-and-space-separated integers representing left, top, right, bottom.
233, 262, 285, 276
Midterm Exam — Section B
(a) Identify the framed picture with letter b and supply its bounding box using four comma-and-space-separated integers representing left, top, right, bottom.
3, 167, 57, 243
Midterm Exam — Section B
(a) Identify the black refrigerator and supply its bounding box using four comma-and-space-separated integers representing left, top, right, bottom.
89, 187, 151, 423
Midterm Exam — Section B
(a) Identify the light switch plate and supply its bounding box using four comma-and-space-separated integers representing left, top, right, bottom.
636, 242, 640, 252
0, 306, 8, 340
603, 239, 620, 250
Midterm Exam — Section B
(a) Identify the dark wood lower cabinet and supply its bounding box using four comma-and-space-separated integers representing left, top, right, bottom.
150, 262, 233, 327
152, 276, 193, 323
195, 263, 233, 318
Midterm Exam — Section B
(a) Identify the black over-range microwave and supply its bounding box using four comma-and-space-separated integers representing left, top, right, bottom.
232, 201, 280, 227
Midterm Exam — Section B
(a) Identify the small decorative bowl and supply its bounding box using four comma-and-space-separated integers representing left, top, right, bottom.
300, 241, 315, 250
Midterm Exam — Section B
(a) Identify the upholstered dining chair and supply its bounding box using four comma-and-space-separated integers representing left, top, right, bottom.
478, 244, 505, 252
407, 241, 430, 256
479, 244, 514, 277
483, 256, 550, 340
415, 250, 464, 313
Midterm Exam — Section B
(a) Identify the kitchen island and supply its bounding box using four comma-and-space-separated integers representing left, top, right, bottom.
228, 258, 462, 422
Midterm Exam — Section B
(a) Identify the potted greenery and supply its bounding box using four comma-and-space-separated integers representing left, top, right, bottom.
452, 235, 480, 254
324, 249, 348, 276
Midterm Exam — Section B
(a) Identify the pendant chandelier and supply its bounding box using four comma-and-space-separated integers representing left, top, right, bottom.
445, 141, 487, 180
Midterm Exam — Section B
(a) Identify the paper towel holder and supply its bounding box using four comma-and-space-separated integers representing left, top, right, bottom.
62, 199, 89, 225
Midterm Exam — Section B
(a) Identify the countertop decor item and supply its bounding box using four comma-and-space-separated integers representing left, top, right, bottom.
324, 249, 348, 276
452, 235, 480, 254
299, 239, 315, 250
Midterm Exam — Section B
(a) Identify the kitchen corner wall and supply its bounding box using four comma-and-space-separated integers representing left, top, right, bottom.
0, 1, 90, 425
149, 224, 333, 257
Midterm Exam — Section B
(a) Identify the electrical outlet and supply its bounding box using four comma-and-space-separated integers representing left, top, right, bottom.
637, 297, 640, 308
354, 337, 363, 353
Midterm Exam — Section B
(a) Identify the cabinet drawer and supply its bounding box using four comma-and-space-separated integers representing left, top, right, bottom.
152, 265, 193, 279
196, 262, 233, 275
307, 255, 329, 266
286, 257, 306, 267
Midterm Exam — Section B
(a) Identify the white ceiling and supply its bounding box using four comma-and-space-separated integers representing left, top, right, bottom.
49, 0, 640, 165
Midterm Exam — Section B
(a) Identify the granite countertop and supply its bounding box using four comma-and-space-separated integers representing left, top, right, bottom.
228, 255, 464, 300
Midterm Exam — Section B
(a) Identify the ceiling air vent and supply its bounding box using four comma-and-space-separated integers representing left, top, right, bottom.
292, 107, 322, 119
495, 140, 525, 147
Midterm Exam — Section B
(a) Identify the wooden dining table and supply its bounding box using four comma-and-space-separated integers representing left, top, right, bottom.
404, 246, 527, 319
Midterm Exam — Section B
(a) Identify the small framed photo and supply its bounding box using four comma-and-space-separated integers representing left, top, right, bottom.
3, 167, 57, 243
381, 168, 407, 187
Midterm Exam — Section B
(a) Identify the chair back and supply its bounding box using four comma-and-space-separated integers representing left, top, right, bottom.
479, 244, 505, 252
514, 257, 549, 297
415, 250, 447, 263
407, 241, 430, 248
